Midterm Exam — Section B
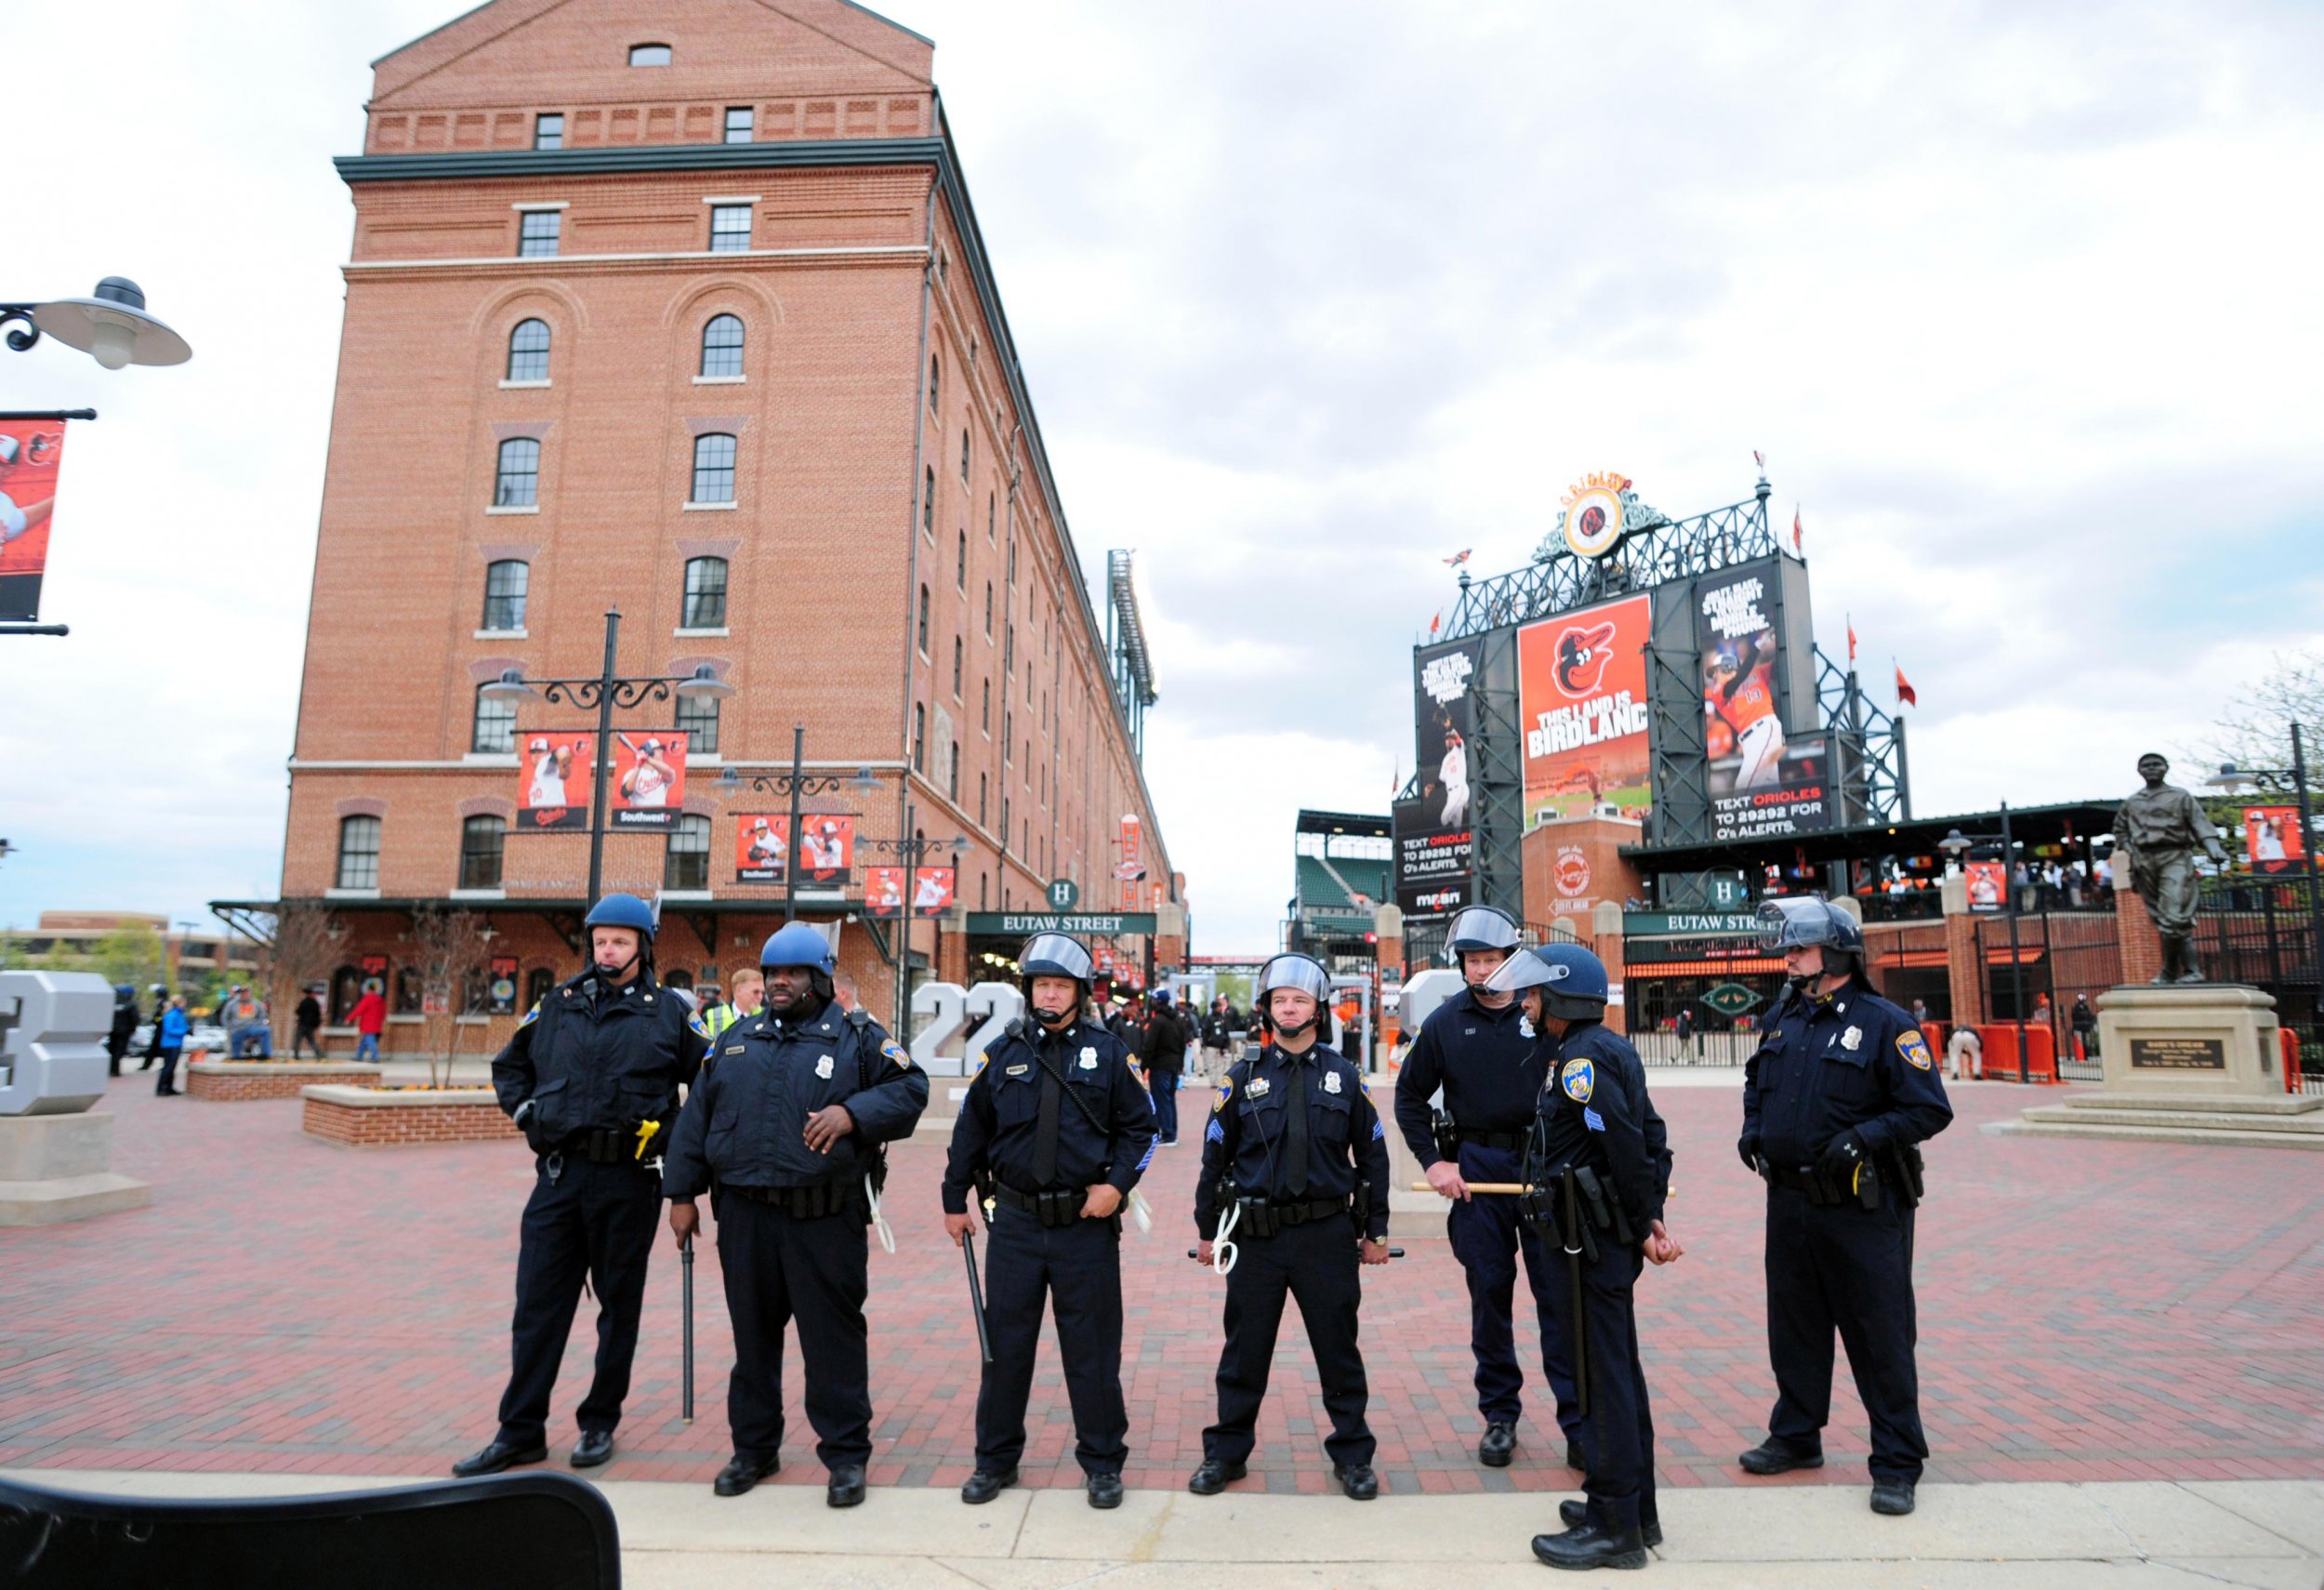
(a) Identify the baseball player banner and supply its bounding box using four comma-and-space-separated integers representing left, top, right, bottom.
610, 731, 686, 828
734, 813, 788, 881
0, 418, 67, 623
515, 731, 595, 832
1515, 593, 1653, 828
1694, 567, 1830, 841
733, 814, 854, 884
2245, 805, 2304, 874
912, 865, 957, 917
1965, 858, 2007, 912
864, 866, 907, 919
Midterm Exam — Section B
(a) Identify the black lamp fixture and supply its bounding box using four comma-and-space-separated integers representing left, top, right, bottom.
3, 278, 192, 369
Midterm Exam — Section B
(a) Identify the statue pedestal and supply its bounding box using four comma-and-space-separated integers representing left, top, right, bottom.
2095, 985, 2281, 1096
0, 1113, 152, 1226
2002, 985, 2324, 1150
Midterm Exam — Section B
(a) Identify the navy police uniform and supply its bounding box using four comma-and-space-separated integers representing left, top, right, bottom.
663, 996, 929, 1471
488, 968, 707, 1451
1741, 975, 1951, 1484
1529, 1019, 1667, 1539
1394, 987, 1581, 1450
1195, 1040, 1393, 1470
942, 1016, 1157, 1477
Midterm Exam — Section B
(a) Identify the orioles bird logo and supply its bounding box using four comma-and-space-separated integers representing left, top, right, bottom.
1553, 620, 1618, 696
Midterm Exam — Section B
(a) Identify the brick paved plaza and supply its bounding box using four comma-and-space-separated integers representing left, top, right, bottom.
3, 1075, 2319, 1499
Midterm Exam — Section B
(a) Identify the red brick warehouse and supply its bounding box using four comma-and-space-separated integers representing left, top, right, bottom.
248, 0, 1185, 1047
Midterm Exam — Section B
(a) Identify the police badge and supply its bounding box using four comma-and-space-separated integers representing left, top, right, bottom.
815, 1055, 835, 1080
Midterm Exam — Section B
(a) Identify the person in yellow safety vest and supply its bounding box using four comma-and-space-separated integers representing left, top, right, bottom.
706, 968, 764, 1040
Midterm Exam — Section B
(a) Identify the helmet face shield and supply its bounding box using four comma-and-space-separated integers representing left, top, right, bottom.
1482, 947, 1557, 996
1255, 954, 1331, 1003
1020, 933, 1093, 982
1445, 906, 1522, 954
1756, 896, 1862, 954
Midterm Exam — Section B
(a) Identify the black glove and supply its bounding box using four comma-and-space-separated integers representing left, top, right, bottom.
1736, 1133, 1762, 1172
515, 1097, 551, 1154
1816, 1129, 1868, 1183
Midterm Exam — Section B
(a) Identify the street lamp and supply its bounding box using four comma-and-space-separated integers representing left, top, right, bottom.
2203, 727, 2324, 1005
715, 729, 862, 923
483, 607, 733, 903
2, 279, 192, 369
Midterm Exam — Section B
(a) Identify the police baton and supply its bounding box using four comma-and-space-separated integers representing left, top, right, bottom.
961, 1229, 993, 1365
680, 1233, 695, 1424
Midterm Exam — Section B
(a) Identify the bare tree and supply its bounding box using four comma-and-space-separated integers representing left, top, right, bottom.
262, 905, 346, 1052
402, 907, 494, 1088
2197, 647, 2324, 792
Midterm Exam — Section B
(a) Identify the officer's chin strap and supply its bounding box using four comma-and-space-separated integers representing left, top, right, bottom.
865, 1174, 896, 1255
1210, 1199, 1241, 1277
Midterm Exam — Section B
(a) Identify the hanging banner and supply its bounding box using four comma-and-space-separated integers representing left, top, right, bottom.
2245, 805, 2305, 874
1965, 859, 2007, 912
486, 957, 520, 1015
0, 418, 66, 623
1116, 815, 1145, 881
912, 866, 957, 917
610, 731, 686, 828
865, 866, 907, 918
733, 814, 854, 885
1516, 593, 1653, 828
1696, 563, 1829, 840
516, 732, 594, 832
1397, 635, 1480, 913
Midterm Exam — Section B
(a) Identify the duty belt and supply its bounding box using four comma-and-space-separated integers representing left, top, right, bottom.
1457, 1127, 1526, 1151
1232, 1196, 1349, 1239
728, 1181, 859, 1219
1768, 1163, 1868, 1208
574, 1129, 635, 1166
992, 1182, 1088, 1229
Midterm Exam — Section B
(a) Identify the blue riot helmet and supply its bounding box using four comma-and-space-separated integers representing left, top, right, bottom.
1757, 895, 1863, 977
1019, 933, 1093, 1026
1254, 953, 1332, 1037
584, 892, 659, 976
760, 921, 838, 1002
1484, 941, 1610, 1022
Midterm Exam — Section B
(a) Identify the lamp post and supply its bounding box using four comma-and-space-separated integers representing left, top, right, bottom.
482, 606, 733, 905
1940, 808, 2033, 1082
859, 807, 973, 1030
714, 729, 871, 923
2206, 724, 2324, 1019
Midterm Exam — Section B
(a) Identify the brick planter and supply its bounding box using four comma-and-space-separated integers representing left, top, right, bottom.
300, 1085, 521, 1147
188, 1062, 385, 1101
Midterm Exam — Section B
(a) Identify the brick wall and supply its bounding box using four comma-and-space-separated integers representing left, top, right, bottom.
301, 1091, 523, 1147
188, 1066, 383, 1102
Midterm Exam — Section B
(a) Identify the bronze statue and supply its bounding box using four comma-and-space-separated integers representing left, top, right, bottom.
2113, 752, 2228, 984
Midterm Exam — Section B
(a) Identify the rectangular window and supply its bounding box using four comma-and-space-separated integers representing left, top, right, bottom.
690, 435, 736, 505
949, 742, 960, 800
482, 559, 529, 630
471, 687, 518, 754
534, 113, 564, 150
458, 817, 506, 890
665, 815, 710, 891
723, 106, 754, 143
494, 438, 540, 508
683, 556, 730, 628
518, 210, 561, 258
337, 816, 381, 891
708, 205, 752, 252
676, 692, 720, 755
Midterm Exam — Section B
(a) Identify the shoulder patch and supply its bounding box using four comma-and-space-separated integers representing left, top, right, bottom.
971, 1051, 988, 1078
688, 1013, 710, 1039
1561, 1056, 1595, 1104
1213, 1075, 1235, 1113
882, 1040, 913, 1069
1897, 1029, 1934, 1070
518, 1000, 540, 1028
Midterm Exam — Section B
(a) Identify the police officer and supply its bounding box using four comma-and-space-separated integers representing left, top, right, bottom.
1736, 896, 1951, 1517
1486, 943, 1682, 1570
664, 922, 930, 1506
942, 934, 1156, 1509
1191, 953, 1393, 1502
456, 893, 707, 1477
1393, 904, 1581, 1471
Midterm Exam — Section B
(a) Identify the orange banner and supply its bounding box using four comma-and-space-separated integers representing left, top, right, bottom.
1516, 594, 1652, 827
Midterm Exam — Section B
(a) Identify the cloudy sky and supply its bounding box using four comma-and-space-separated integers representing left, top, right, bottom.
3, 0, 2319, 950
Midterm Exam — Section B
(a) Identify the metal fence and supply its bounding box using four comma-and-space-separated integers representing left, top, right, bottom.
2197, 873, 2320, 1093
1629, 1029, 1759, 1067
1971, 909, 2121, 1081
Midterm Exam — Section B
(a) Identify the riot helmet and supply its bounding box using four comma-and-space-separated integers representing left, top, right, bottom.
1019, 933, 1093, 1027
1255, 953, 1332, 1039
1757, 895, 1864, 980
1484, 942, 1610, 1022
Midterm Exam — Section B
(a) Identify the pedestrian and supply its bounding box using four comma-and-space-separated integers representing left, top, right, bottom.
1737, 897, 1952, 1516
943, 934, 1155, 1509
453, 894, 707, 1480
664, 922, 929, 1506
1673, 1005, 1694, 1060
1909, 998, 1929, 1027
1191, 953, 1393, 1502
1393, 904, 1583, 1472
350, 980, 387, 1061
139, 986, 168, 1071
706, 967, 763, 1040
1142, 988, 1186, 1146
153, 997, 190, 1095
2070, 994, 2098, 1060
1486, 942, 1682, 1571
293, 986, 326, 1059
106, 985, 138, 1078
224, 985, 273, 1059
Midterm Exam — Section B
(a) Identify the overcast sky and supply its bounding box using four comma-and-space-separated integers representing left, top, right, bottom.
3, 0, 2319, 951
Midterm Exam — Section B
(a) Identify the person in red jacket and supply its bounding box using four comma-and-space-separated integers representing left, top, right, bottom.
350, 982, 388, 1061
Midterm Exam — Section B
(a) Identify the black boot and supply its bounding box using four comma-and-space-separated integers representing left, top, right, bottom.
713, 1452, 778, 1497
1334, 1464, 1379, 1501
570, 1430, 614, 1468
1479, 1422, 1516, 1468
1188, 1457, 1246, 1495
960, 1467, 1018, 1504
1531, 1521, 1648, 1570
1086, 1473, 1124, 1509
1870, 1479, 1917, 1515
1561, 1499, 1661, 1549
1737, 1440, 1823, 1475
452, 1438, 548, 1477
826, 1464, 866, 1507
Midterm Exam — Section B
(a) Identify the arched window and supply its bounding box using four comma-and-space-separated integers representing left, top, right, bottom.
699, 313, 744, 378
665, 814, 710, 890
506, 319, 549, 381
328, 964, 363, 1024
337, 815, 381, 890
912, 704, 926, 773
921, 465, 934, 535
951, 635, 962, 697
691, 433, 735, 503
682, 556, 728, 629
495, 437, 539, 507
458, 815, 506, 889
929, 353, 939, 412
956, 529, 966, 589
471, 684, 517, 754
526, 966, 555, 1008
482, 559, 528, 630
917, 583, 930, 655
960, 428, 970, 484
